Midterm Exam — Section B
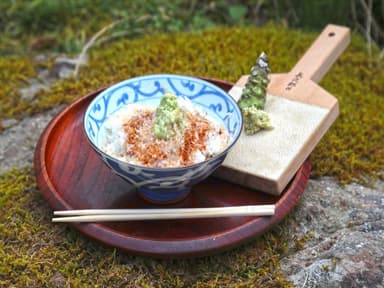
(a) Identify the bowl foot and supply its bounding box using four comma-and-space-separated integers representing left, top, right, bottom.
137, 187, 191, 205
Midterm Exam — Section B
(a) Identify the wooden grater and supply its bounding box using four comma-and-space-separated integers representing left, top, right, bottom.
214, 24, 350, 195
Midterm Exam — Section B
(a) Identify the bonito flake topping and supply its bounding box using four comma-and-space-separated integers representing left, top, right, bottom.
100, 94, 230, 168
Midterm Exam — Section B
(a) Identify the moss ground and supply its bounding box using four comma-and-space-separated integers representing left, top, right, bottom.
1, 24, 383, 183
0, 24, 383, 287
0, 57, 36, 127
1, 169, 294, 287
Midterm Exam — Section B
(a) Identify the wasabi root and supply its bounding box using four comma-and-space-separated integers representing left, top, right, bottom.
238, 52, 272, 135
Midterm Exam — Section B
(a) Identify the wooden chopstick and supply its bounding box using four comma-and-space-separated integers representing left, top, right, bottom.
52, 205, 275, 222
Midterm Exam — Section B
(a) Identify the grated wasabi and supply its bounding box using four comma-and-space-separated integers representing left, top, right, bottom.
153, 92, 189, 139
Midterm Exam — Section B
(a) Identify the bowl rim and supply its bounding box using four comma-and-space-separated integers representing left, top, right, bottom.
83, 73, 243, 172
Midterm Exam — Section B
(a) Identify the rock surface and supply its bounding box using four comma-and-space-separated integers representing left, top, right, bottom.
0, 108, 383, 288
0, 106, 63, 174
1, 54, 77, 172
281, 178, 384, 288
17, 54, 78, 102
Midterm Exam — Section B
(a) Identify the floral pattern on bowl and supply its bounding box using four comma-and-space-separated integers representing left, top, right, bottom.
84, 74, 242, 204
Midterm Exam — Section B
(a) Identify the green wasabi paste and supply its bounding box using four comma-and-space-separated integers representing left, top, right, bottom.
241, 106, 272, 135
153, 92, 188, 139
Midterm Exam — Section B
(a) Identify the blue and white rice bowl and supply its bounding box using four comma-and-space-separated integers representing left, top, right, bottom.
84, 74, 243, 204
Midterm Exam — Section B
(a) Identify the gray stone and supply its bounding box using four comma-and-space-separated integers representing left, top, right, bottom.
56, 65, 74, 79
52, 55, 85, 79
17, 55, 79, 103
33, 54, 49, 62
1, 118, 18, 129
0, 106, 63, 174
1, 54, 78, 173
19, 79, 48, 100
281, 178, 384, 287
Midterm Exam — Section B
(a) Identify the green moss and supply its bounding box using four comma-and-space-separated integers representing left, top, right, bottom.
1, 24, 382, 183
293, 231, 315, 250
312, 35, 384, 184
0, 56, 37, 128
1, 168, 294, 287
0, 25, 383, 285
19, 24, 381, 184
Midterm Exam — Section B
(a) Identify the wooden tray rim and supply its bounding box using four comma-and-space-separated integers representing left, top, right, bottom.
34, 78, 310, 258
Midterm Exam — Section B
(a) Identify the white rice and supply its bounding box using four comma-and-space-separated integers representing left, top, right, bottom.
99, 99, 230, 167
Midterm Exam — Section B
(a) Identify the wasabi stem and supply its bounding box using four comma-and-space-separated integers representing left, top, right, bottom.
153, 92, 188, 139
238, 52, 272, 135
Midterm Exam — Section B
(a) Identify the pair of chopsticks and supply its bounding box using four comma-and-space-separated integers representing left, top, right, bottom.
52, 205, 275, 222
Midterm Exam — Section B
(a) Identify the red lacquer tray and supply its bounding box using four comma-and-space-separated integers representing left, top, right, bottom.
34, 78, 311, 258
